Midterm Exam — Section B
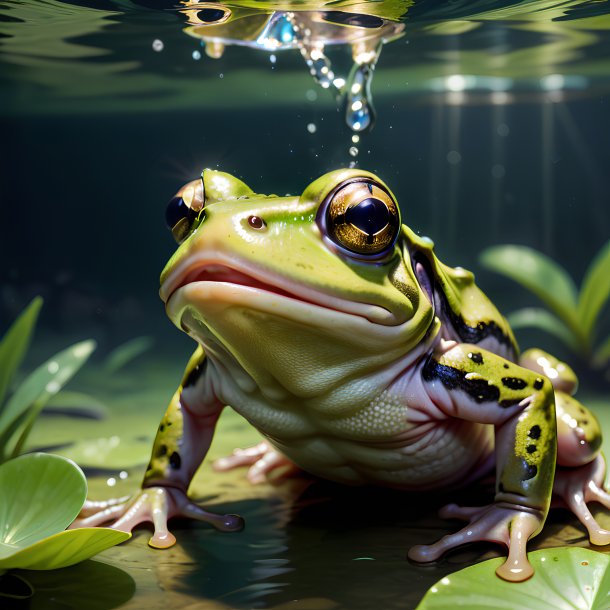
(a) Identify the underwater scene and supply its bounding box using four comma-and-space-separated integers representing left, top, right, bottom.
2, 0, 610, 608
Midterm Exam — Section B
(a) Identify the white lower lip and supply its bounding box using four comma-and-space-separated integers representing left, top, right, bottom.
165, 280, 424, 354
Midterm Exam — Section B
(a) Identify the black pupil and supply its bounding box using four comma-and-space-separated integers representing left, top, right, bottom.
165, 196, 196, 230
197, 8, 226, 22
320, 11, 383, 29
345, 198, 389, 236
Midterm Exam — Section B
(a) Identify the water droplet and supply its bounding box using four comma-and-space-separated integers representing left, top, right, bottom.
107, 477, 117, 487
349, 146, 358, 157
307, 123, 317, 134
119, 471, 129, 480
301, 45, 334, 89
447, 150, 461, 165
344, 58, 378, 132
47, 361, 59, 374
192, 50, 201, 60
152, 39, 164, 52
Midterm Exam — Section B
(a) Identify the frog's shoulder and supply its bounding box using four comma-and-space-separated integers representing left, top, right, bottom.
401, 226, 518, 355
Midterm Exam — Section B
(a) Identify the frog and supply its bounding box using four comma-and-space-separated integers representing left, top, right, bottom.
76, 168, 610, 582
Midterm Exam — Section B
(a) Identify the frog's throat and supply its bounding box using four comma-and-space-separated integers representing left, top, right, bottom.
162, 255, 400, 326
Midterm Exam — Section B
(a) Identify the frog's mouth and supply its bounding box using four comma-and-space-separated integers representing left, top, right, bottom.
160, 257, 401, 327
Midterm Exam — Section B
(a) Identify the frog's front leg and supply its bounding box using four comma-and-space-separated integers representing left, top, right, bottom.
73, 347, 243, 547
408, 340, 557, 582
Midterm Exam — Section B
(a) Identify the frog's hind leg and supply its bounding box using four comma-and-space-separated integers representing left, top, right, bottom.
213, 441, 300, 484
551, 392, 610, 545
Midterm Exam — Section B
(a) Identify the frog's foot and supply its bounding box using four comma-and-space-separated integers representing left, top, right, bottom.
408, 503, 543, 582
71, 486, 244, 548
213, 441, 298, 484
553, 455, 610, 546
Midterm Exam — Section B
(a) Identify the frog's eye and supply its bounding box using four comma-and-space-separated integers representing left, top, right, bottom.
166, 178, 205, 244
322, 179, 400, 257
181, 3, 232, 26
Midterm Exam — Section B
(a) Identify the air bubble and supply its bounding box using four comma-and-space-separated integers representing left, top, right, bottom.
307, 123, 317, 134
349, 146, 358, 157
152, 39, 164, 52
192, 50, 201, 60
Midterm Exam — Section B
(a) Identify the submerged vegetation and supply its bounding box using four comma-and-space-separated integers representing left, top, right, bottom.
0, 297, 95, 463
480, 242, 610, 375
0, 300, 129, 600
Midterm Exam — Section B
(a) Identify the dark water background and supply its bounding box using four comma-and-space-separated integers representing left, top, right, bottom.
2, 1, 610, 608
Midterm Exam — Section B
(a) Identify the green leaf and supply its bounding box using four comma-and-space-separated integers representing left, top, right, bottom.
416, 547, 610, 610
507, 308, 580, 352
0, 528, 130, 571
0, 453, 86, 550
479, 246, 582, 343
0, 340, 96, 451
45, 391, 109, 420
103, 336, 154, 374
578, 241, 610, 340
0, 453, 129, 571
0, 297, 43, 410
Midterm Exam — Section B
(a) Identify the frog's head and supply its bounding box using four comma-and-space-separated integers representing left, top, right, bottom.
160, 169, 435, 389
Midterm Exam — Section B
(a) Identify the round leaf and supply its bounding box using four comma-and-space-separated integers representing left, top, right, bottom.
0, 528, 130, 571
416, 547, 610, 610
0, 453, 86, 552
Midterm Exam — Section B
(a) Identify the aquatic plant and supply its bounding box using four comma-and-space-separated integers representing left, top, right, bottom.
0, 297, 96, 463
416, 546, 610, 609
479, 242, 610, 371
103, 335, 154, 374
0, 453, 129, 591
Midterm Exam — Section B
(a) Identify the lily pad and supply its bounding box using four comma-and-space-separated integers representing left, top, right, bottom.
416, 547, 610, 610
0, 453, 129, 571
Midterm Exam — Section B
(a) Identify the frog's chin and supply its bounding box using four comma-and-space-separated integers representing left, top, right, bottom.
161, 258, 402, 327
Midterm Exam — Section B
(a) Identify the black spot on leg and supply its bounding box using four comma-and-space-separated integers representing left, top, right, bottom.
169, 451, 182, 470
502, 377, 528, 390
184, 359, 207, 388
499, 398, 522, 408
526, 445, 537, 454
529, 425, 541, 440
503, 363, 510, 369
422, 357, 500, 403
523, 464, 538, 480
157, 444, 167, 457
533, 378, 544, 390
468, 352, 484, 364
159, 424, 165, 433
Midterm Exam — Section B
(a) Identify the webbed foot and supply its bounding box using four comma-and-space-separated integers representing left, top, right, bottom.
213, 441, 299, 484
71, 487, 244, 548
408, 503, 543, 582
553, 455, 610, 546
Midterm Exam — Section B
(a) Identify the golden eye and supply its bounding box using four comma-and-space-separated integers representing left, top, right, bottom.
179, 2, 232, 26
166, 178, 205, 244
324, 180, 400, 256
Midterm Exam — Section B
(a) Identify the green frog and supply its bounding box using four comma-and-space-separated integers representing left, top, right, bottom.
77, 169, 610, 582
